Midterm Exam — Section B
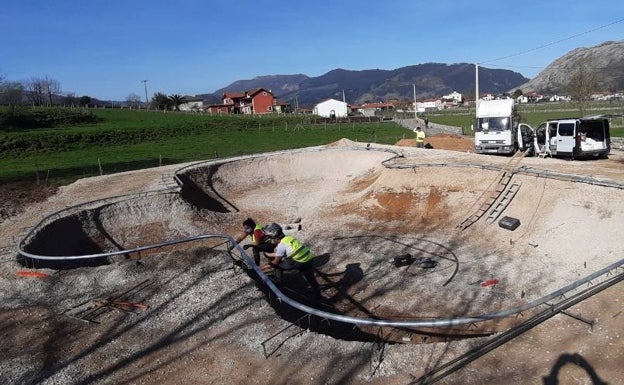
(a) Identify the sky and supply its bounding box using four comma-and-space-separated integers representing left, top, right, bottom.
1, 1, 623, 101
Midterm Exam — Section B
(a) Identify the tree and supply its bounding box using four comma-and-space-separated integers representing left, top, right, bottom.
168, 94, 187, 111
512, 89, 523, 98
79, 96, 92, 107
63, 93, 79, 107
151, 92, 172, 110
0, 81, 25, 110
565, 60, 601, 116
25, 77, 61, 106
26, 77, 46, 106
126, 93, 142, 109
44, 77, 61, 106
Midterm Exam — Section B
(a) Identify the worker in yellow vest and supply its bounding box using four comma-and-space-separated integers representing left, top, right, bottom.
261, 223, 322, 299
414, 126, 425, 148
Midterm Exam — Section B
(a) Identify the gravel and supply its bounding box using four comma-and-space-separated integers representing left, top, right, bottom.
2, 140, 624, 385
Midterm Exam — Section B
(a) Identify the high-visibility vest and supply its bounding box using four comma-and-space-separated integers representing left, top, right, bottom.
416, 131, 425, 142
281, 236, 314, 263
251, 224, 264, 243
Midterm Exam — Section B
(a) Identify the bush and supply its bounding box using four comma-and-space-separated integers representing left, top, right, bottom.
0, 108, 102, 131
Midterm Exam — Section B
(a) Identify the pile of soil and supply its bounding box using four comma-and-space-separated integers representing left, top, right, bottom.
395, 133, 474, 152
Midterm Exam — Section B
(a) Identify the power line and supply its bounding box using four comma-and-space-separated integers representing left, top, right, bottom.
488, 63, 620, 71
481, 17, 624, 65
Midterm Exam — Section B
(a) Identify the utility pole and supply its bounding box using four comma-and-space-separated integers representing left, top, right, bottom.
413, 84, 417, 119
474, 64, 479, 103
141, 80, 149, 106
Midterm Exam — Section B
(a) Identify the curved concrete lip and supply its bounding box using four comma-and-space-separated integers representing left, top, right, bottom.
18, 140, 624, 333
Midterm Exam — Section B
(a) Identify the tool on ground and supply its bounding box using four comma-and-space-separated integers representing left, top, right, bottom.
16, 270, 49, 278
393, 254, 437, 269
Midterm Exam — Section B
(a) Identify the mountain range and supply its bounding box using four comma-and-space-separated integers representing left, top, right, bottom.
200, 40, 624, 107
201, 64, 528, 107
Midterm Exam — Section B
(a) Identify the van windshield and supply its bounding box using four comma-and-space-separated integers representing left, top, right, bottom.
476, 117, 510, 132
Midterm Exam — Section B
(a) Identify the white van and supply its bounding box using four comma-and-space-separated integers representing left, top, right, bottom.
534, 116, 611, 159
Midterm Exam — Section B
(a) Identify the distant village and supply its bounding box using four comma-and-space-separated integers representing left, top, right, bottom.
175, 88, 624, 118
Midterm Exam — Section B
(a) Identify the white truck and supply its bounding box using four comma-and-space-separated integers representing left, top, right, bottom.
474, 99, 533, 155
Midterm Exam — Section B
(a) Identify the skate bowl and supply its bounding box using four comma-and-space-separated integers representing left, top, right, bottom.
17, 140, 624, 339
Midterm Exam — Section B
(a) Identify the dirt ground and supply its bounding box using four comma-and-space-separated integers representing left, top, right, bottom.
0, 134, 473, 223
2, 134, 624, 385
395, 133, 475, 152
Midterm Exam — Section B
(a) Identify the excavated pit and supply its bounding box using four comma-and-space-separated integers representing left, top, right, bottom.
18, 143, 624, 343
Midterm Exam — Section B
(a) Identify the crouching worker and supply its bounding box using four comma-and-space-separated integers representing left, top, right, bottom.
234, 218, 275, 265
261, 223, 322, 299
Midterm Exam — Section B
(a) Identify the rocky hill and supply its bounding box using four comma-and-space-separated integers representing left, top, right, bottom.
208, 63, 528, 107
516, 40, 624, 94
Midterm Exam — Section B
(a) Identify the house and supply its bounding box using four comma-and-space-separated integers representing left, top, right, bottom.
206, 88, 279, 115
272, 100, 292, 113
416, 98, 442, 112
313, 98, 349, 118
205, 103, 230, 114
442, 91, 463, 104
178, 96, 204, 112
356, 102, 394, 117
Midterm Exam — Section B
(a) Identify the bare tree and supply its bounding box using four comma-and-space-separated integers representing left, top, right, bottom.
44, 77, 61, 105
126, 93, 142, 109
63, 92, 79, 107
25, 76, 61, 106
26, 77, 46, 106
565, 60, 601, 116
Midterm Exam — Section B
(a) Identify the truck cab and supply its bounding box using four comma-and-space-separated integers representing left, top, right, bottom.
474, 99, 532, 155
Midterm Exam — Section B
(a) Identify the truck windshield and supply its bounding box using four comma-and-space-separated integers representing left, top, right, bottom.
476, 117, 509, 132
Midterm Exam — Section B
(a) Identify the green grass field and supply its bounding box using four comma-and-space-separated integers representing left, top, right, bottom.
424, 102, 624, 135
0, 108, 409, 184
1, 104, 622, 186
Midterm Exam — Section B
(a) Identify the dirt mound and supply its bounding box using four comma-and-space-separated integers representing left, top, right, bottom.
395, 133, 474, 152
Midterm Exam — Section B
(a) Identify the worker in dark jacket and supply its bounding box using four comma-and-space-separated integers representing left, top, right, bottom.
234, 218, 275, 265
